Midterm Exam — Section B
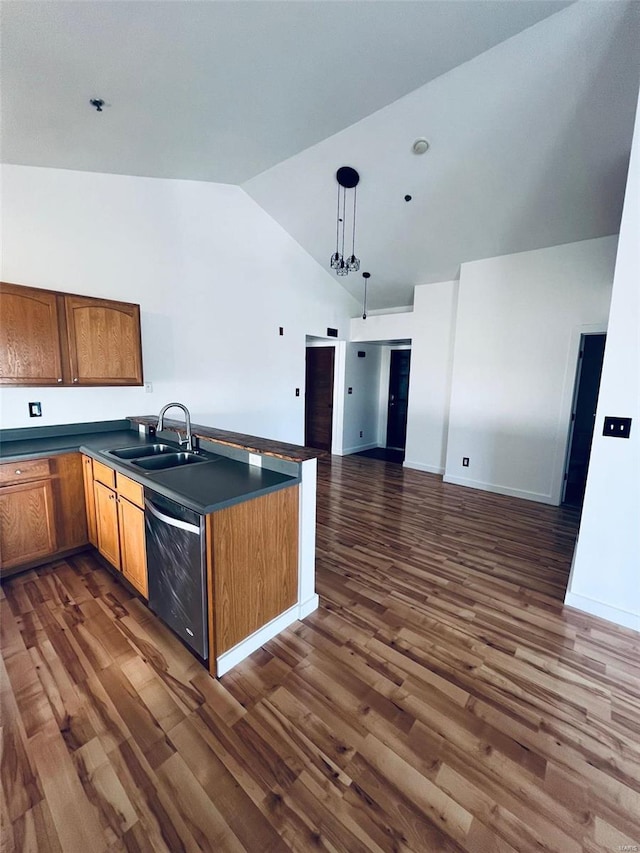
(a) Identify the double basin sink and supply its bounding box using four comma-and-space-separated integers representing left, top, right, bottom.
103, 443, 220, 471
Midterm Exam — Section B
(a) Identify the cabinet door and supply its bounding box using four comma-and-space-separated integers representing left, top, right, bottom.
64, 295, 143, 386
94, 481, 121, 569
118, 497, 148, 598
0, 283, 64, 385
81, 455, 98, 547
0, 480, 57, 569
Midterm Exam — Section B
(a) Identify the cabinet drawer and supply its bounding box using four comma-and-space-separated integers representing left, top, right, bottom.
116, 472, 144, 509
92, 459, 116, 489
0, 457, 51, 485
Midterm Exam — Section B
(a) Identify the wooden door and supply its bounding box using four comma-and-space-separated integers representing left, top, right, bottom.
305, 346, 335, 451
82, 455, 98, 546
386, 350, 411, 450
64, 295, 143, 385
563, 334, 606, 506
0, 282, 64, 385
94, 481, 121, 569
0, 480, 57, 569
118, 497, 148, 597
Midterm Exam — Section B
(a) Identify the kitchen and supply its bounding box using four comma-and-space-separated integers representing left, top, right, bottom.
1, 1, 639, 850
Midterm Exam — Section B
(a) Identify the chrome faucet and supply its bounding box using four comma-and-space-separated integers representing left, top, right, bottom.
157, 402, 194, 452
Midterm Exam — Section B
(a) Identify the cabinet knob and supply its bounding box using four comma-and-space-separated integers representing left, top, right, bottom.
73, 378, 79, 383
57, 378, 63, 383
15, 470, 22, 475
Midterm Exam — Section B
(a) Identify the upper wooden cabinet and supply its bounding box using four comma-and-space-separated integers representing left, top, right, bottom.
0, 283, 64, 385
0, 282, 143, 387
65, 295, 142, 385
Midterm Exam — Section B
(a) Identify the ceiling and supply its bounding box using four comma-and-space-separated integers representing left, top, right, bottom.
3, 1, 640, 310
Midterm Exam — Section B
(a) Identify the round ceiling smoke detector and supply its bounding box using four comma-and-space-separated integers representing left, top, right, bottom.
412, 138, 430, 155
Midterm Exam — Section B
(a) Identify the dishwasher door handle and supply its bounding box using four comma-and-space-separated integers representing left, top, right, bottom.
144, 499, 201, 535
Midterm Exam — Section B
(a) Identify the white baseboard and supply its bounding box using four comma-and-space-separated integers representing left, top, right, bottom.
564, 592, 640, 632
340, 442, 380, 456
443, 474, 556, 505
215, 594, 319, 677
298, 593, 319, 619
403, 459, 444, 475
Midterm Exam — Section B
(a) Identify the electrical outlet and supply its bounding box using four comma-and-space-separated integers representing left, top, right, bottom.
279, 327, 284, 336
144, 381, 153, 393
359, 430, 363, 438
28, 402, 42, 417
462, 457, 469, 467
295, 388, 300, 397
603, 416, 632, 438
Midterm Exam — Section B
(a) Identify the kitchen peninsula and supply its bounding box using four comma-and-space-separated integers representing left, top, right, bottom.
0, 414, 322, 677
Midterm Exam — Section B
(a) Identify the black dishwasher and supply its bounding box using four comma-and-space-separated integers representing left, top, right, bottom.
144, 490, 208, 660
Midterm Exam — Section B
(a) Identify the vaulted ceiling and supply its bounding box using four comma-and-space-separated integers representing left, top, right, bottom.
3, 1, 639, 310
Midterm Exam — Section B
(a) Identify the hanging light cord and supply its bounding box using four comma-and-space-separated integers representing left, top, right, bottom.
335, 182, 341, 255
341, 186, 346, 259
361, 271, 370, 319
351, 185, 357, 257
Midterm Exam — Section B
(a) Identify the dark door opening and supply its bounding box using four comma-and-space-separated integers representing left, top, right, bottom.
563, 333, 606, 507
386, 350, 411, 452
305, 346, 335, 451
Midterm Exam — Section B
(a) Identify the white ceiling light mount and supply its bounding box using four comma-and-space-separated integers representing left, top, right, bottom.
412, 137, 430, 155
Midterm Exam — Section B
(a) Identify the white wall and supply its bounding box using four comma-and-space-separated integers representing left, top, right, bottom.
0, 165, 358, 440
443, 236, 617, 504
340, 344, 383, 455
565, 96, 640, 631
404, 281, 458, 474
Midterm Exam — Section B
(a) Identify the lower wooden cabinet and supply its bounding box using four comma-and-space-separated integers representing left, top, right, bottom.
94, 480, 121, 570
82, 454, 98, 546
0, 452, 88, 576
88, 461, 148, 598
0, 479, 57, 569
117, 494, 148, 598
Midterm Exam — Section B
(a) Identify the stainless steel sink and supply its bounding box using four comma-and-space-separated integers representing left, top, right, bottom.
108, 444, 176, 460
133, 452, 210, 471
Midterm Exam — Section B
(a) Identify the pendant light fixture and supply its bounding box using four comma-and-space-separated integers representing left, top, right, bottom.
330, 166, 360, 276
362, 271, 370, 319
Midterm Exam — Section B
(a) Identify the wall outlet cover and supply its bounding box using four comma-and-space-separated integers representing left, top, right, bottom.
603, 416, 632, 438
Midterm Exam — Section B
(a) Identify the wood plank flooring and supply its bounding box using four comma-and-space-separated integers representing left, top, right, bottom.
2, 455, 639, 852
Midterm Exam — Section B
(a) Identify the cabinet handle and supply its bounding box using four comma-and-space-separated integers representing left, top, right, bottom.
57, 378, 63, 383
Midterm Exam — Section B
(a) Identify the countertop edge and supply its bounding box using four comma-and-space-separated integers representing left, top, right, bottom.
127, 416, 327, 462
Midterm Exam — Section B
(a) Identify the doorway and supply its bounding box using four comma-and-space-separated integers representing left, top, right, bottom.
563, 333, 606, 507
386, 350, 411, 451
305, 346, 335, 451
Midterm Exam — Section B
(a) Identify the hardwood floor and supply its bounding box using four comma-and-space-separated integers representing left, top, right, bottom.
2, 455, 639, 852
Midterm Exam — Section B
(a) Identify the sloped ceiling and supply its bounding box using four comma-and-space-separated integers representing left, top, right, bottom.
3, 1, 639, 311
245, 2, 640, 309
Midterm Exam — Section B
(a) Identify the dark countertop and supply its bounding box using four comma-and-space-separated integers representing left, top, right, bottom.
0, 421, 300, 515
0, 428, 143, 462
